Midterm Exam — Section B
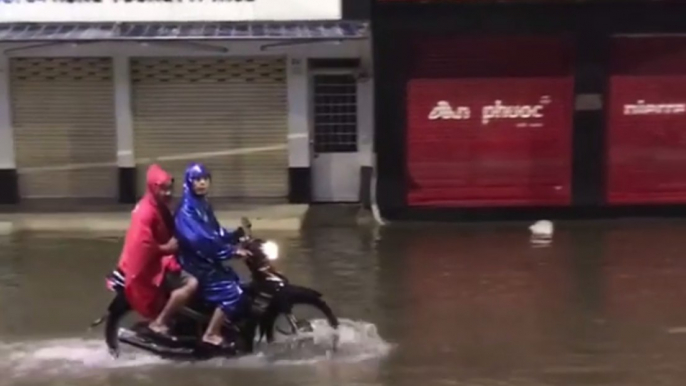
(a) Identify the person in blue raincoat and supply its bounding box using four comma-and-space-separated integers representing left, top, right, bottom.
174, 162, 251, 347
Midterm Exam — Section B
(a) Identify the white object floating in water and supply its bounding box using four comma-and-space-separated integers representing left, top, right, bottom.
529, 220, 553, 245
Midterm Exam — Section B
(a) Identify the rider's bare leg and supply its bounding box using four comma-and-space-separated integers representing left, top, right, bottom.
202, 308, 226, 346
150, 276, 198, 334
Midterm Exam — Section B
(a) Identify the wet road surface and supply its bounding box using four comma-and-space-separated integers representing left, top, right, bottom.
3, 220, 686, 385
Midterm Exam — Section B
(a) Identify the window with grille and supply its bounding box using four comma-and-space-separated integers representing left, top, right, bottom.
313, 74, 358, 153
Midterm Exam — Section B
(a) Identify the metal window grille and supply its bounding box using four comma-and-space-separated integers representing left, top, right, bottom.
313, 74, 357, 153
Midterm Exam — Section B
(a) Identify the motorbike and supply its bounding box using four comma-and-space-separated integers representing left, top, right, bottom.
90, 218, 339, 360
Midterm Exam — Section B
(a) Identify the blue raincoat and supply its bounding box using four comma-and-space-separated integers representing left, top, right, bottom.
174, 163, 243, 317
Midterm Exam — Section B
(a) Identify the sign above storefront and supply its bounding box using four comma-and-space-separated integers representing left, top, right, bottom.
0, 0, 341, 23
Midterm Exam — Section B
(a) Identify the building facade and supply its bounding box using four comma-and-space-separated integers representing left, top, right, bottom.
374, 0, 686, 221
0, 0, 372, 205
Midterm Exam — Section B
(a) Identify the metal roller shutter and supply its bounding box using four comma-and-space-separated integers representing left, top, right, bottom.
607, 37, 686, 204
405, 36, 574, 207
131, 57, 288, 199
10, 57, 117, 199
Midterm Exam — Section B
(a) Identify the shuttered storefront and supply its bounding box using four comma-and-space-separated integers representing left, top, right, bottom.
131, 57, 288, 199
10, 57, 117, 199
606, 37, 686, 204
405, 36, 574, 207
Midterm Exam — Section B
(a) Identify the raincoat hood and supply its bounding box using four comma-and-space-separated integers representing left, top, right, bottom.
184, 162, 211, 197
146, 164, 173, 198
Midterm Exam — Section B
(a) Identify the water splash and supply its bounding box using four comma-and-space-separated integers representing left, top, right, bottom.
0, 319, 392, 382
0, 337, 168, 381
206, 318, 393, 367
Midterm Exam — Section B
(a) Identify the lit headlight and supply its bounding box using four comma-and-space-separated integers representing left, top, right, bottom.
261, 241, 279, 261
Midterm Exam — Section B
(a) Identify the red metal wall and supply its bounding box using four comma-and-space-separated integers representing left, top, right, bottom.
607, 37, 686, 204
378, 0, 612, 2
378, 0, 672, 2
406, 37, 575, 207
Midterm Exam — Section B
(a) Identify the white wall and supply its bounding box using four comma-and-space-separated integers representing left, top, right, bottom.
113, 56, 134, 168
0, 55, 14, 169
1, 1, 341, 23
0, 39, 374, 197
358, 77, 374, 168
287, 56, 311, 168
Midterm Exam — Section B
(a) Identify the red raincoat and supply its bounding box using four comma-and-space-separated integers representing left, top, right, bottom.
117, 164, 181, 319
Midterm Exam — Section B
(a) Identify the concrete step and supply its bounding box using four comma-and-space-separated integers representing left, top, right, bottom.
304, 204, 375, 227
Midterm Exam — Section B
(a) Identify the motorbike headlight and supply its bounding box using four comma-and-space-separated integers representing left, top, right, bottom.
261, 241, 279, 261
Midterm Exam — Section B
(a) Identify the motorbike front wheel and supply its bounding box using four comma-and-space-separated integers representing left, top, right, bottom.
263, 296, 339, 344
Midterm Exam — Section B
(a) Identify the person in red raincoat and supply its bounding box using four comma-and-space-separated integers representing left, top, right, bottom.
116, 164, 198, 337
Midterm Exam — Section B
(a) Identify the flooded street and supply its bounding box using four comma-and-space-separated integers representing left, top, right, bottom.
3, 220, 686, 385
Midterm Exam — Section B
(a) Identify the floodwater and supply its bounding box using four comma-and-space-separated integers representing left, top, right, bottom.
3, 220, 686, 386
